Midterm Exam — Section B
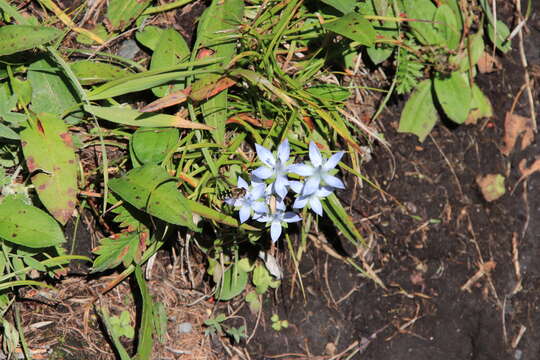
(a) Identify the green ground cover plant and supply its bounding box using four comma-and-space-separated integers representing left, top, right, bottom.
0, 0, 513, 358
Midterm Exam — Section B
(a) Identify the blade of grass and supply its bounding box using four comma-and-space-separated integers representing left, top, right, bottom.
134, 265, 154, 360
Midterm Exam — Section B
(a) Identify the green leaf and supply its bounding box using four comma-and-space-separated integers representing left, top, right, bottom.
467, 83, 493, 123
216, 265, 248, 301
434, 4, 461, 50
84, 104, 213, 129
0, 123, 19, 140
319, 0, 357, 14
487, 20, 511, 53
75, 24, 111, 45
323, 12, 376, 46
106, 0, 152, 31
434, 72, 472, 124
135, 26, 164, 51
252, 264, 272, 294
0, 25, 62, 56
321, 193, 365, 246
150, 28, 190, 97
400, 0, 442, 45
28, 56, 82, 124
70, 60, 129, 85
133, 265, 154, 360
306, 84, 350, 102
197, 0, 244, 145
398, 79, 438, 142
367, 45, 394, 65
92, 232, 142, 272
108, 164, 199, 231
11, 77, 32, 107
130, 127, 179, 165
20, 113, 78, 225
0, 196, 65, 248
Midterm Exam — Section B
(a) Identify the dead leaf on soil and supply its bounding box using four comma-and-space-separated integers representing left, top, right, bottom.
515, 156, 540, 186
476, 174, 506, 202
477, 52, 501, 73
502, 112, 534, 155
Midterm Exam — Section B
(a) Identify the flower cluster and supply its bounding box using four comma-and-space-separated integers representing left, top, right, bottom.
227, 139, 345, 243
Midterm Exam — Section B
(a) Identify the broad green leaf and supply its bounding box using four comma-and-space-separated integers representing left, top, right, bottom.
401, 0, 442, 45
130, 127, 179, 165
367, 45, 394, 65
197, 0, 244, 145
467, 84, 493, 124
217, 265, 248, 300
184, 198, 259, 231
150, 28, 190, 97
398, 79, 438, 142
487, 20, 511, 53
319, 0, 357, 14
106, 0, 152, 31
323, 12, 376, 46
28, 56, 82, 124
70, 60, 129, 85
253, 264, 272, 294
0, 25, 62, 56
135, 25, 164, 51
84, 104, 213, 129
434, 4, 461, 50
92, 232, 141, 272
0, 123, 19, 140
134, 265, 154, 360
453, 30, 484, 72
76, 24, 111, 45
20, 113, 78, 224
434, 72, 472, 124
108, 164, 199, 231
0, 196, 65, 247
11, 77, 32, 107
440, 0, 463, 29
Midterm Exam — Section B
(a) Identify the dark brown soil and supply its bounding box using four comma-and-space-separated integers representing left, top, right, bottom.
243, 3, 540, 360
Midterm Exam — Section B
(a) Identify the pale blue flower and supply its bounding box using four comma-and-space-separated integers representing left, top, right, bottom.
289, 181, 332, 216
256, 201, 301, 243
289, 141, 345, 196
228, 177, 268, 223
252, 139, 292, 199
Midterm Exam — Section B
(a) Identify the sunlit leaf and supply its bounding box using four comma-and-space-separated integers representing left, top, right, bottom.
398, 79, 438, 142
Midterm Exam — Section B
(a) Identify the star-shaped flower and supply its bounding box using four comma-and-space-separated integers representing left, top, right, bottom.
289, 180, 332, 216
227, 177, 268, 223
252, 139, 293, 199
289, 141, 345, 196
256, 201, 301, 243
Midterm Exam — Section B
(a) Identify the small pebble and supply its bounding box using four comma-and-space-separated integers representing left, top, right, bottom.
514, 349, 522, 360
177, 322, 192, 334
118, 39, 140, 60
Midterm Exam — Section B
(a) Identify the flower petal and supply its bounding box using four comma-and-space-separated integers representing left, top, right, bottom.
270, 221, 282, 243
288, 163, 315, 177
310, 197, 323, 216
288, 180, 303, 194
322, 174, 345, 189
293, 196, 308, 209
275, 199, 286, 211
308, 141, 323, 167
283, 212, 302, 223
302, 176, 320, 196
255, 144, 275, 166
277, 139, 290, 163
250, 182, 266, 200
317, 186, 334, 197
239, 206, 251, 223
237, 176, 249, 189
252, 201, 268, 214
273, 175, 289, 199
252, 166, 273, 179
322, 151, 344, 171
